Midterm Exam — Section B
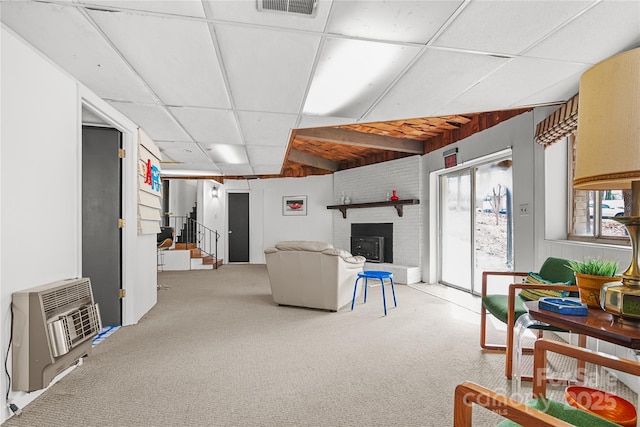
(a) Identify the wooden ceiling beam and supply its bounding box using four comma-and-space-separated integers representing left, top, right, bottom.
296, 127, 423, 154
288, 148, 339, 172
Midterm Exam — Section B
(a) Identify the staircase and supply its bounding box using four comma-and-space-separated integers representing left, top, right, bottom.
174, 243, 223, 270
158, 203, 221, 271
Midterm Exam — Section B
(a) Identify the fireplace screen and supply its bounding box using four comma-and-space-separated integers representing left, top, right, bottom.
351, 236, 384, 263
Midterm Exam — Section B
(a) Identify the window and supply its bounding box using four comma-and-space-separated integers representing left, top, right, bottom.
569, 134, 629, 242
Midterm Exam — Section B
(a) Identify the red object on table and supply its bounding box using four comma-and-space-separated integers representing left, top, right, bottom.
565, 385, 637, 427
390, 190, 399, 201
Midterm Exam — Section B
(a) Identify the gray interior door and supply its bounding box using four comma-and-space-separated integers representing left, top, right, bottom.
228, 193, 249, 262
82, 126, 122, 326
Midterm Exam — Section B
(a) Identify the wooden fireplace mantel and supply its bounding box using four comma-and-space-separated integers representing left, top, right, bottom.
326, 199, 420, 219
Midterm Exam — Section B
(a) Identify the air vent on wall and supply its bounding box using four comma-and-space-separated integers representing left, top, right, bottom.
12, 278, 102, 392
257, 0, 318, 16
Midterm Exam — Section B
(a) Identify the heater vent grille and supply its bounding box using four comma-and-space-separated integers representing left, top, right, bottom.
41, 279, 93, 317
257, 0, 317, 16
47, 303, 102, 357
12, 277, 102, 391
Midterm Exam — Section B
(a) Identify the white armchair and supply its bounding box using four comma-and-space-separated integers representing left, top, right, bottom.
264, 241, 366, 311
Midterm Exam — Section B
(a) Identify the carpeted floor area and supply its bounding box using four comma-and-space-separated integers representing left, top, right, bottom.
3, 265, 635, 426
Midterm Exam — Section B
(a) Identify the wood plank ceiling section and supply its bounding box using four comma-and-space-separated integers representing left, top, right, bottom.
261, 107, 531, 179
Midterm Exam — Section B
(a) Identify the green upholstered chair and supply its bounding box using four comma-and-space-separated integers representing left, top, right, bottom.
455, 339, 638, 426
480, 257, 582, 379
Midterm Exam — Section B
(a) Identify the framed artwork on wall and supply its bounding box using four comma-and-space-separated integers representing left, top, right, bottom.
283, 195, 307, 216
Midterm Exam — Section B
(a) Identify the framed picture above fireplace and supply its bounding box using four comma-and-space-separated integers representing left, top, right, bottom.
283, 195, 307, 216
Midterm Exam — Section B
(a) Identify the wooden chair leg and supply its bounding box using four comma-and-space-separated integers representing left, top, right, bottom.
480, 306, 507, 351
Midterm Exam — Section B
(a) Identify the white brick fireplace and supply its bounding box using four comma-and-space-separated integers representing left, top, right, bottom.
332, 156, 423, 284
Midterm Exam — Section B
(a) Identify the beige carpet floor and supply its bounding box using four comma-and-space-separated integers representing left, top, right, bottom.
3, 265, 635, 426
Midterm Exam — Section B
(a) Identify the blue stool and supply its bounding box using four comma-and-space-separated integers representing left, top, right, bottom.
351, 270, 396, 315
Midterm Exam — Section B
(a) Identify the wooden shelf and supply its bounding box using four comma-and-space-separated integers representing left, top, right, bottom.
327, 199, 420, 219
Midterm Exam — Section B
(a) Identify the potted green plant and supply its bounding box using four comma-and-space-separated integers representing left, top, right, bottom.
566, 258, 621, 309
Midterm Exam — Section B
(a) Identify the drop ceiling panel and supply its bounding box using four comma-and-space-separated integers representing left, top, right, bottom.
216, 164, 254, 175
304, 37, 422, 118
109, 101, 191, 141
326, 0, 464, 43
297, 115, 360, 129
438, 57, 589, 114
247, 145, 287, 164
78, 0, 206, 18
238, 112, 297, 146
524, 1, 640, 64
0, 1, 156, 103
214, 24, 321, 113
252, 164, 284, 175
155, 141, 211, 163
513, 73, 581, 108
169, 107, 242, 145
433, 1, 592, 55
204, 0, 331, 32
90, 10, 230, 108
366, 49, 509, 121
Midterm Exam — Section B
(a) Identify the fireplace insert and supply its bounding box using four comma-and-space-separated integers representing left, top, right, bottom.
351, 236, 384, 263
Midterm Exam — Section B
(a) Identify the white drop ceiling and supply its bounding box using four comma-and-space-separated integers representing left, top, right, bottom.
2, 0, 639, 177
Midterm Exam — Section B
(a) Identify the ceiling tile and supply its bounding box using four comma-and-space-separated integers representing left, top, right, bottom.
304, 37, 422, 117
204, 0, 331, 32
156, 141, 212, 163
513, 72, 581, 108
366, 49, 509, 121
0, 1, 156, 102
214, 23, 321, 113
109, 102, 191, 141
238, 112, 298, 146
297, 115, 359, 129
438, 56, 589, 114
524, 1, 640, 64
78, 0, 206, 18
247, 145, 287, 165
433, 1, 592, 55
216, 164, 254, 175
169, 107, 242, 144
326, 0, 464, 43
90, 10, 230, 108
252, 164, 283, 175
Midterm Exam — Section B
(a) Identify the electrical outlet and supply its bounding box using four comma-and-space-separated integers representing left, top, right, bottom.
519, 204, 529, 216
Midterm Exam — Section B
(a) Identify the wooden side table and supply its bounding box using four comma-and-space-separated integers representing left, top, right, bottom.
513, 300, 640, 397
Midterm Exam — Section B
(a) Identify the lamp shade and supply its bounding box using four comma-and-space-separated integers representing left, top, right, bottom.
574, 48, 640, 190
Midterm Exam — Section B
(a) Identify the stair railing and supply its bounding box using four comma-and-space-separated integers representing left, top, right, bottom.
167, 216, 219, 269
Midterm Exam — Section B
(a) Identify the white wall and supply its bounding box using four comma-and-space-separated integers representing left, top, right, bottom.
422, 112, 538, 282
169, 179, 198, 218
332, 156, 422, 266
222, 175, 334, 263
1, 29, 80, 422
1, 28, 157, 422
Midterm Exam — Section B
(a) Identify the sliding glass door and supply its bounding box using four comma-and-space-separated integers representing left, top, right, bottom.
440, 170, 472, 290
439, 157, 513, 294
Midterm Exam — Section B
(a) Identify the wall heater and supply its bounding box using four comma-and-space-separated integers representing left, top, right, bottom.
12, 277, 102, 392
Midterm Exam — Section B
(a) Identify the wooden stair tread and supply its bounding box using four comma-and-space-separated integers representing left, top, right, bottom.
174, 243, 197, 250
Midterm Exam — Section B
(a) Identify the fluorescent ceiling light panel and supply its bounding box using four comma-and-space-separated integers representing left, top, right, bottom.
160, 169, 222, 177
303, 38, 415, 116
206, 144, 249, 164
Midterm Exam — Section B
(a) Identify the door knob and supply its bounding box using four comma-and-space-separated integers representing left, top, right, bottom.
228, 230, 233, 234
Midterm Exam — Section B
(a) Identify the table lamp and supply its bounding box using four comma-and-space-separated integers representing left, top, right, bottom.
573, 47, 640, 322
